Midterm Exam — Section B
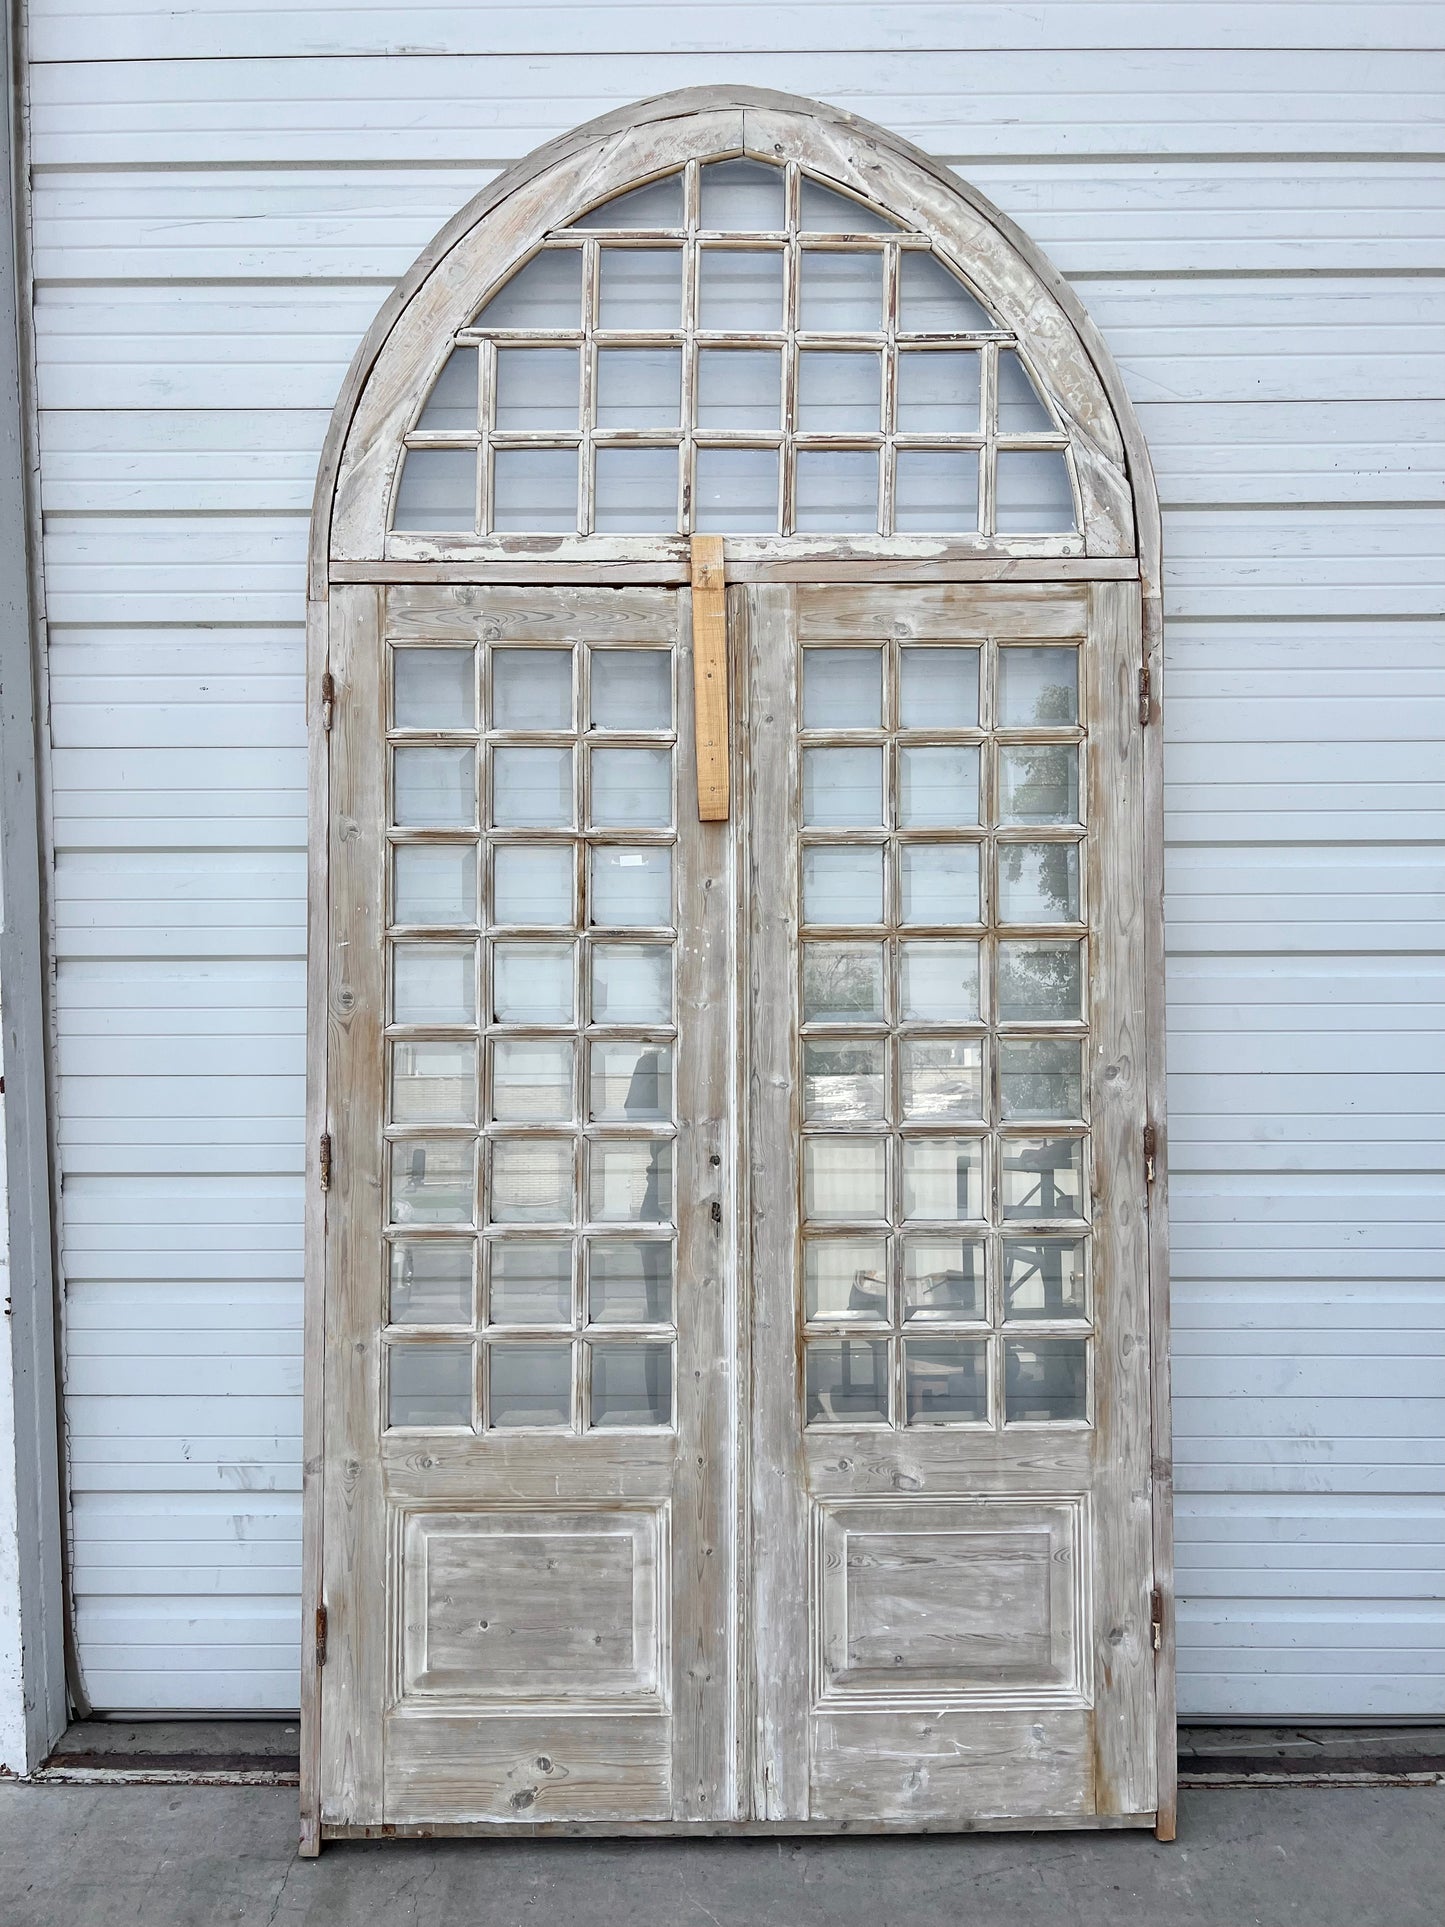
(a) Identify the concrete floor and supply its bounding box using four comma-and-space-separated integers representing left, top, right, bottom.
0, 1786, 1441, 1927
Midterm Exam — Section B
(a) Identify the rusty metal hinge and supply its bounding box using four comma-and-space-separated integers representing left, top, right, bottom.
319, 1132, 332, 1192
315, 1604, 328, 1667
1138, 661, 1151, 727
320, 670, 335, 732
1143, 1123, 1157, 1188
1150, 1585, 1165, 1653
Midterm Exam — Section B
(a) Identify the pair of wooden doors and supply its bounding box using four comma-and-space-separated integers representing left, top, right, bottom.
311, 568, 1162, 1836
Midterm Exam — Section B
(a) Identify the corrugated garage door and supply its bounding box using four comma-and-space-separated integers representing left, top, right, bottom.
34, 2, 1444, 1714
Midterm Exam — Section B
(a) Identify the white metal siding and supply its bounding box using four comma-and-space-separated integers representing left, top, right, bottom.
28, 2, 1445, 1715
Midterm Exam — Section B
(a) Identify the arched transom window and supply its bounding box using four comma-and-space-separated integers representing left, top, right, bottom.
392, 159, 1078, 541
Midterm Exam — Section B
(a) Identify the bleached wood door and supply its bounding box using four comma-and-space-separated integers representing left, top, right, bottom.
742, 578, 1158, 1826
316, 572, 1157, 1831
318, 581, 734, 1828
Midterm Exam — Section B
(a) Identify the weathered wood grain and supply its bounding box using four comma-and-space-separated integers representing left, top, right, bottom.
689, 538, 730, 824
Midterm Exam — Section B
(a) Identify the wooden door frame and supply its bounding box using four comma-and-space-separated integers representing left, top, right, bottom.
302, 86, 1171, 1853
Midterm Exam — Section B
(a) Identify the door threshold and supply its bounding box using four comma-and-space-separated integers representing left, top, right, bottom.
35, 1718, 300, 1785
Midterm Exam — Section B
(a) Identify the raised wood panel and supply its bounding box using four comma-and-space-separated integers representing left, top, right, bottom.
398, 1508, 664, 1702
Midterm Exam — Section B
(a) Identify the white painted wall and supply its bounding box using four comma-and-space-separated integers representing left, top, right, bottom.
0, 1087, 30, 1769
19, 1, 1445, 1716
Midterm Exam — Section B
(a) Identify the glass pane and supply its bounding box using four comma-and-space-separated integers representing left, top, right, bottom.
393, 746, 475, 828
802, 746, 883, 827
489, 1240, 572, 1325
798, 178, 897, 233
490, 1136, 575, 1224
802, 647, 881, 729
1005, 1337, 1087, 1423
392, 1039, 477, 1125
589, 1040, 672, 1123
492, 647, 571, 729
798, 250, 883, 332
590, 1342, 672, 1427
700, 158, 786, 229
694, 446, 779, 533
416, 346, 478, 431
489, 1342, 572, 1427
1000, 1039, 1084, 1122
590, 1138, 674, 1223
594, 446, 678, 533
903, 1236, 984, 1322
388, 1343, 472, 1426
802, 844, 885, 925
394, 647, 474, 730
794, 449, 878, 534
896, 349, 980, 433
492, 747, 573, 829
1003, 1237, 1087, 1321
474, 249, 582, 329
803, 1137, 887, 1223
996, 450, 1076, 534
590, 747, 672, 828
903, 1136, 983, 1220
999, 744, 1080, 826
590, 649, 671, 731
491, 447, 576, 532
900, 842, 980, 926
899, 939, 980, 1021
588, 1238, 673, 1324
805, 1237, 889, 1322
797, 351, 881, 433
591, 943, 672, 1024
490, 1038, 574, 1122
598, 247, 683, 329
491, 844, 573, 926
894, 449, 980, 533
392, 943, 475, 1024
574, 175, 684, 230
998, 842, 1081, 924
802, 941, 885, 1024
997, 647, 1078, 727
390, 1137, 475, 1226
898, 745, 979, 828
803, 1039, 886, 1124
390, 1240, 474, 1325
997, 939, 1083, 1021
697, 248, 784, 330
494, 346, 579, 431
696, 348, 781, 430
1002, 1136, 1086, 1222
394, 448, 475, 531
905, 1340, 987, 1425
595, 347, 681, 429
492, 941, 574, 1023
898, 252, 992, 332
805, 1338, 888, 1424
996, 347, 1054, 433
590, 846, 672, 927
899, 1036, 983, 1121
393, 844, 477, 927
899, 646, 978, 730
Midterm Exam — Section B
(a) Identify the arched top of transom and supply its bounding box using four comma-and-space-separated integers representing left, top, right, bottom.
323, 98, 1140, 568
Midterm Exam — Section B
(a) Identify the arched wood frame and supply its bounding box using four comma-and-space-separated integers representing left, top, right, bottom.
302, 87, 1172, 1848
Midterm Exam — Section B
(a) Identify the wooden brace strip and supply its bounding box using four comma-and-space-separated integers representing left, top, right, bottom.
690, 536, 730, 821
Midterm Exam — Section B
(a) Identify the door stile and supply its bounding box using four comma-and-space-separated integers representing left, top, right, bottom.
1081, 577, 1156, 1814
318, 582, 389, 1824
670, 595, 737, 1819
741, 583, 812, 1820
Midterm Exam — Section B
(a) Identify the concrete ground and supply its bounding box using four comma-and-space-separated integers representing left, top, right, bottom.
0, 1785, 1441, 1927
